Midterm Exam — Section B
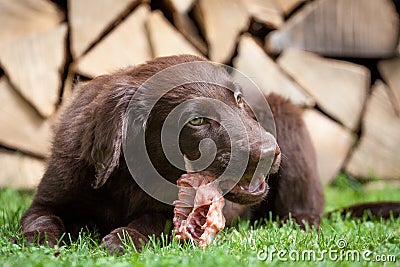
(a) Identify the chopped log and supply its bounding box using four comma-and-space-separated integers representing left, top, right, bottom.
240, 0, 283, 29
68, 0, 140, 58
233, 35, 314, 106
61, 66, 75, 105
76, 5, 151, 77
194, 0, 249, 63
173, 13, 208, 55
0, 0, 63, 42
164, 0, 207, 54
278, 49, 369, 130
0, 23, 67, 118
0, 78, 52, 157
0, 150, 45, 189
364, 180, 400, 191
346, 81, 400, 179
165, 0, 196, 13
303, 109, 356, 185
378, 57, 400, 114
266, 0, 400, 57
275, 0, 306, 15
147, 11, 203, 58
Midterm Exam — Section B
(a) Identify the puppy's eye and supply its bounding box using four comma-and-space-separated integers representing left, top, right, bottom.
236, 95, 243, 105
234, 91, 244, 107
188, 117, 205, 126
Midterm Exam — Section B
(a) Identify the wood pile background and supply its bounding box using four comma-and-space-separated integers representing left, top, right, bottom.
1, 0, 400, 189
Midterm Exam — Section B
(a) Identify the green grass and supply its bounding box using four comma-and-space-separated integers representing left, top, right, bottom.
1, 177, 400, 267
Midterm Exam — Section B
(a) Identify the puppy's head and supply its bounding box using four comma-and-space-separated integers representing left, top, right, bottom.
82, 55, 280, 206
134, 55, 281, 205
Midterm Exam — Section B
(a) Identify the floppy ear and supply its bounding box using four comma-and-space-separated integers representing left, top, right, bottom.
80, 78, 138, 189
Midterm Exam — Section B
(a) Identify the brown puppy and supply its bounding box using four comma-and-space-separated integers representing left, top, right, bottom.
20, 55, 324, 251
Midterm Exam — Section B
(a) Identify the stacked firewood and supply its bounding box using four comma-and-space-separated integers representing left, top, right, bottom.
0, 0, 399, 188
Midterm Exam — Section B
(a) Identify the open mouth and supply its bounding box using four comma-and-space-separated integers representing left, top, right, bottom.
219, 175, 268, 205
215, 149, 280, 205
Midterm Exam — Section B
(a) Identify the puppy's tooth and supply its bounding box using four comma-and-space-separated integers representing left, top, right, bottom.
249, 182, 261, 193
240, 186, 245, 190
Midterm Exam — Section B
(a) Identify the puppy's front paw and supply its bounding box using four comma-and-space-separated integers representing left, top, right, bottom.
100, 227, 149, 254
23, 230, 59, 248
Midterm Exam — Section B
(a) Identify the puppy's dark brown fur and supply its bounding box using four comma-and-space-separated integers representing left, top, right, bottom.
21, 55, 324, 251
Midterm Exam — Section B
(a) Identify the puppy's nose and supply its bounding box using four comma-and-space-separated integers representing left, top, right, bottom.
250, 145, 276, 164
251, 143, 281, 165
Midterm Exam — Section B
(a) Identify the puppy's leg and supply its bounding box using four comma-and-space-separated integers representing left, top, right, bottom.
267, 124, 325, 229
101, 213, 167, 254
253, 94, 324, 228
21, 205, 65, 247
